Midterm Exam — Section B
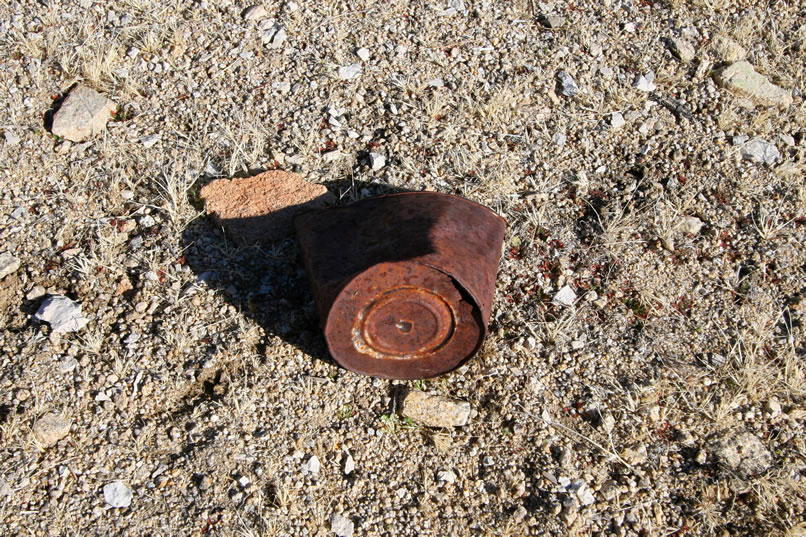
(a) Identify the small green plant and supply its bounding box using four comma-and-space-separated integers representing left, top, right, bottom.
112, 106, 134, 121
336, 404, 354, 420
379, 413, 417, 434
412, 379, 427, 391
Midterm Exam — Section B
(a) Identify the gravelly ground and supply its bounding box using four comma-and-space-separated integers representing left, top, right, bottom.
1, 1, 805, 536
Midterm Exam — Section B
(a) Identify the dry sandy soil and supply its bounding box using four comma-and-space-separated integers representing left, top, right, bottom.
1, 0, 805, 536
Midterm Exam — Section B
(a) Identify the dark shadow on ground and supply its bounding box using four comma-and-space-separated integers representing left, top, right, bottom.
180, 176, 411, 368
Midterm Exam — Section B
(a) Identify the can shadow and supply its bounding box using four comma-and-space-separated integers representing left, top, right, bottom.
179, 177, 413, 368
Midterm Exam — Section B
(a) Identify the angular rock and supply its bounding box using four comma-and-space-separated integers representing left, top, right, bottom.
741, 137, 780, 165
243, 4, 268, 21
708, 429, 772, 478
338, 63, 362, 81
302, 455, 321, 475
103, 481, 133, 508
669, 37, 695, 62
538, 14, 565, 29
33, 413, 71, 447
330, 513, 354, 537
0, 252, 21, 279
35, 296, 89, 334
369, 152, 385, 171
556, 71, 579, 97
679, 216, 704, 235
51, 86, 117, 142
553, 285, 577, 307
343, 453, 355, 475
401, 391, 471, 427
0, 477, 11, 498
714, 61, 792, 108
356, 47, 370, 62
200, 170, 335, 244
609, 112, 626, 129
633, 72, 656, 92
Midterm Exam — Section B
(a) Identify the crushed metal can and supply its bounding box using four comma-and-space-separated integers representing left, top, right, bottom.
294, 192, 506, 379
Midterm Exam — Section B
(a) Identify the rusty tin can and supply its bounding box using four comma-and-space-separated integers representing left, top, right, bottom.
294, 192, 506, 379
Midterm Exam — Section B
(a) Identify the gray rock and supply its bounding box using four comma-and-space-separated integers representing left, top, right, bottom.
35, 296, 90, 334
356, 47, 370, 62
633, 72, 656, 92
103, 480, 133, 508
401, 391, 471, 427
0, 252, 21, 279
553, 285, 577, 307
714, 61, 792, 108
3, 130, 20, 146
0, 477, 12, 498
51, 86, 117, 142
138, 134, 160, 148
270, 27, 287, 48
609, 112, 626, 129
539, 14, 565, 29
369, 152, 386, 171
330, 513, 354, 537
243, 5, 268, 21
741, 137, 780, 165
33, 412, 72, 447
708, 429, 772, 478
552, 132, 567, 147
669, 37, 696, 62
556, 71, 579, 97
338, 63, 362, 81
302, 455, 320, 475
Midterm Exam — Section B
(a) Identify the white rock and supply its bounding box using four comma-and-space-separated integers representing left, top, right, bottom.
575, 481, 595, 506
553, 285, 577, 307
633, 72, 656, 92
552, 132, 567, 146
338, 63, 362, 81
715, 61, 792, 108
436, 470, 457, 484
243, 5, 268, 21
741, 137, 780, 165
35, 296, 89, 334
302, 455, 320, 475
669, 37, 696, 62
51, 86, 117, 142
3, 130, 20, 146
33, 413, 72, 447
708, 429, 772, 478
356, 47, 370, 62
138, 134, 160, 148
556, 70, 579, 97
0, 253, 21, 279
343, 453, 355, 475
270, 27, 287, 48
104, 481, 133, 508
679, 216, 704, 235
609, 112, 626, 129
0, 477, 12, 498
401, 391, 471, 427
369, 152, 386, 171
330, 513, 354, 537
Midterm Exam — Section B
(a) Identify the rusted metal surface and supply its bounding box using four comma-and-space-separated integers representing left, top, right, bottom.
294, 192, 506, 379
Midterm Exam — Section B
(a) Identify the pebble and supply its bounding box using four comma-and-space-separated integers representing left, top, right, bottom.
669, 37, 696, 62
51, 85, 117, 142
714, 61, 792, 108
553, 285, 577, 307
302, 455, 321, 475
356, 47, 370, 62
59, 356, 78, 373
330, 513, 354, 537
0, 252, 21, 279
34, 296, 90, 334
741, 137, 780, 165
556, 71, 579, 97
436, 470, 457, 484
103, 481, 133, 508
609, 112, 626, 129
138, 134, 160, 148
621, 443, 648, 465
633, 71, 656, 92
243, 5, 268, 21
338, 63, 362, 81
3, 130, 20, 146
343, 453, 355, 475
400, 391, 471, 427
539, 14, 565, 29
0, 477, 11, 498
26, 285, 46, 300
33, 412, 72, 447
708, 429, 772, 478
552, 132, 567, 147
679, 216, 703, 235
369, 152, 386, 171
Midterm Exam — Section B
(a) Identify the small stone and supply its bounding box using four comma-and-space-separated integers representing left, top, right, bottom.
539, 14, 565, 29
103, 481, 133, 508
343, 453, 355, 475
766, 399, 782, 417
714, 61, 792, 108
553, 285, 577, 307
633, 72, 656, 92
138, 134, 159, 148
200, 171, 335, 244
302, 455, 321, 475
621, 443, 648, 465
669, 37, 696, 62
3, 130, 20, 146
741, 137, 780, 165
369, 152, 386, 171
429, 78, 444, 88
732, 134, 749, 146
713, 35, 746, 63
33, 413, 71, 447
574, 481, 595, 506
51, 85, 117, 142
708, 429, 772, 478
356, 47, 370, 62
556, 71, 579, 97
679, 216, 703, 235
609, 112, 626, 129
269, 27, 287, 48
338, 63, 362, 81
436, 470, 456, 484
59, 356, 78, 373
35, 296, 90, 334
26, 285, 46, 300
330, 513, 354, 537
552, 132, 567, 147
0, 253, 21, 279
602, 413, 616, 434
401, 391, 471, 427
243, 5, 268, 21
